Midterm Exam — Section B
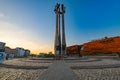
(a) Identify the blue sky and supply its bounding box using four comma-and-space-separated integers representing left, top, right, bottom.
0, 0, 120, 54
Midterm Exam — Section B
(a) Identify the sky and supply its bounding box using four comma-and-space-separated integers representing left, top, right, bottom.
0, 0, 120, 54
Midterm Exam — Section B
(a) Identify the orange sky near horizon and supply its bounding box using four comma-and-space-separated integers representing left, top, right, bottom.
0, 22, 54, 54
5, 42, 54, 54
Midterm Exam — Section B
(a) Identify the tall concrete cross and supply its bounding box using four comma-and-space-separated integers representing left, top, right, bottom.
54, 3, 66, 58
54, 3, 61, 57
61, 4, 66, 56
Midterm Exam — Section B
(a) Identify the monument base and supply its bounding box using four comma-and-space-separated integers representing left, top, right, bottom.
55, 55, 63, 60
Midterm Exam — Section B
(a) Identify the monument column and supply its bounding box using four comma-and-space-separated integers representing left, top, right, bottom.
54, 3, 61, 57
58, 6, 61, 56
61, 4, 66, 56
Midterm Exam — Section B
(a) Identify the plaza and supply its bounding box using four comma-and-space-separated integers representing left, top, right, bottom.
0, 57, 120, 80
0, 1, 120, 80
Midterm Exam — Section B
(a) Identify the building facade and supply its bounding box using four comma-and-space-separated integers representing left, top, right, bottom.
15, 47, 25, 57
67, 45, 82, 57
15, 47, 30, 57
5, 47, 17, 59
24, 49, 30, 57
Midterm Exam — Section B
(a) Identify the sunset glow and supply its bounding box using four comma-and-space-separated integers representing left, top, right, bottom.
0, 0, 120, 54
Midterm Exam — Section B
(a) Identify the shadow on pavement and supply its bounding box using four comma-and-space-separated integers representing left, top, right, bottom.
0, 64, 48, 70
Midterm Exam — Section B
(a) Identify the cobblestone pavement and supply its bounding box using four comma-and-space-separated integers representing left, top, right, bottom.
73, 68, 120, 80
66, 58, 120, 80
66, 58, 120, 68
0, 58, 53, 80
0, 58, 120, 80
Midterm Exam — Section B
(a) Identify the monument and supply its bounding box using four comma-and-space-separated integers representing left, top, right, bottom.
61, 4, 66, 56
54, 3, 66, 59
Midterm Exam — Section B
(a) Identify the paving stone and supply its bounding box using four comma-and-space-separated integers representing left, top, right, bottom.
39, 60, 79, 80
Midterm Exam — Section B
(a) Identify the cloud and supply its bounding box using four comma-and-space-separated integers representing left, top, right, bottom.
0, 13, 5, 17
